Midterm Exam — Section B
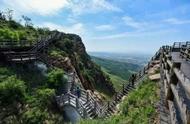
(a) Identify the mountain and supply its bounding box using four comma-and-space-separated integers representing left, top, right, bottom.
89, 52, 152, 66
0, 14, 115, 123
91, 56, 142, 91
91, 56, 141, 80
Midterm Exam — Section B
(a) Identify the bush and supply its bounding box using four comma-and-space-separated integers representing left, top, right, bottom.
8, 20, 22, 29
35, 88, 55, 107
22, 107, 49, 124
64, 38, 73, 50
0, 28, 24, 42
0, 76, 26, 105
47, 68, 66, 90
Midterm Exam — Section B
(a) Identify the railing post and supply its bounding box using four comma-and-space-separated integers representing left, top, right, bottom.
170, 62, 181, 85
114, 92, 117, 101
148, 62, 150, 69
168, 55, 172, 61
83, 108, 87, 119
122, 83, 125, 93
143, 67, 146, 74
173, 62, 181, 70
86, 92, 89, 103
107, 101, 110, 110
94, 101, 97, 114
68, 95, 70, 104
76, 97, 79, 109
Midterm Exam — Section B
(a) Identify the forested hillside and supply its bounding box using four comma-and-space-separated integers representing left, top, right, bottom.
91, 56, 141, 80
91, 56, 141, 91
0, 10, 115, 123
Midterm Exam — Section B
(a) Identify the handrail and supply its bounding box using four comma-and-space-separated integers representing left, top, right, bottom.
161, 46, 190, 123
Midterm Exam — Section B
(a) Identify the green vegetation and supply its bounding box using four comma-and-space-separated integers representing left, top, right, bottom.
91, 56, 141, 91
80, 79, 159, 124
0, 9, 50, 45
47, 68, 67, 94
0, 76, 26, 105
0, 65, 65, 123
0, 9, 120, 122
91, 56, 141, 80
101, 68, 127, 91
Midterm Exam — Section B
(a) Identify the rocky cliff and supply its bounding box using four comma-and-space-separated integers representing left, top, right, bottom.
47, 33, 115, 96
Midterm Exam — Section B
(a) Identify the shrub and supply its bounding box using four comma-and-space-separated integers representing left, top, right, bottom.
64, 38, 73, 50
0, 28, 23, 42
0, 76, 26, 105
47, 68, 66, 90
35, 88, 55, 107
22, 107, 49, 124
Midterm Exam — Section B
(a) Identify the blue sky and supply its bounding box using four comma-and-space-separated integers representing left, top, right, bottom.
1, 0, 190, 54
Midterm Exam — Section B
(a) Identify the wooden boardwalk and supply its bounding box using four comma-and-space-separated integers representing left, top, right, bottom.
171, 52, 190, 79
161, 42, 190, 124
2, 34, 190, 123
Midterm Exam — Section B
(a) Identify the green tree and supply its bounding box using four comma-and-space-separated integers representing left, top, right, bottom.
0, 76, 26, 105
22, 107, 49, 124
47, 68, 66, 90
64, 38, 73, 50
35, 88, 55, 107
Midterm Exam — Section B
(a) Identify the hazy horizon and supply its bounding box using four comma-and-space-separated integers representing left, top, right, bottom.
1, 0, 190, 53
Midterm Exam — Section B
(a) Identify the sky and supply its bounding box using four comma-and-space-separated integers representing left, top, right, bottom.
0, 0, 190, 54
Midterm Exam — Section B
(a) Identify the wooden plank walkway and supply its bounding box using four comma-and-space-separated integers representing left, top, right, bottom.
171, 52, 190, 79
161, 44, 190, 124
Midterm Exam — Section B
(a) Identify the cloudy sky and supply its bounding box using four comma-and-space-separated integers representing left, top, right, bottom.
0, 0, 190, 54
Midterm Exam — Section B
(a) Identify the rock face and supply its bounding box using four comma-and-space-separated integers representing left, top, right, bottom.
48, 33, 115, 96
148, 60, 161, 81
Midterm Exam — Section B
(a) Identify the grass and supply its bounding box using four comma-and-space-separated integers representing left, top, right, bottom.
80, 78, 160, 124
102, 68, 128, 92
91, 56, 141, 80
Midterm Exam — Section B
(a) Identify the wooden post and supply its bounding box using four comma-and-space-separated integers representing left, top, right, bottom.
170, 62, 181, 85
168, 55, 172, 61
76, 97, 79, 109
122, 83, 125, 93
94, 101, 97, 114
139, 71, 141, 78
86, 92, 89, 103
68, 95, 70, 104
107, 101, 110, 110
173, 62, 181, 69
143, 67, 146, 74
115, 92, 118, 101
83, 109, 87, 118
148, 62, 150, 69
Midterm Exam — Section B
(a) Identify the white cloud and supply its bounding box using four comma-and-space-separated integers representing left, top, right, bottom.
122, 16, 146, 29
1, 0, 121, 16
95, 24, 115, 31
42, 22, 85, 35
1, 0, 68, 15
67, 0, 122, 15
90, 29, 178, 40
164, 18, 190, 25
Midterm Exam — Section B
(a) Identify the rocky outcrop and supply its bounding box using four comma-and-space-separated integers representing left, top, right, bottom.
48, 33, 115, 96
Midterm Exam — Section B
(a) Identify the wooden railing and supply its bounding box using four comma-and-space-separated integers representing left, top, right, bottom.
55, 48, 161, 119
1, 32, 63, 63
0, 40, 32, 48
55, 93, 88, 118
180, 47, 190, 61
161, 46, 190, 124
4, 51, 37, 62
29, 31, 61, 52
